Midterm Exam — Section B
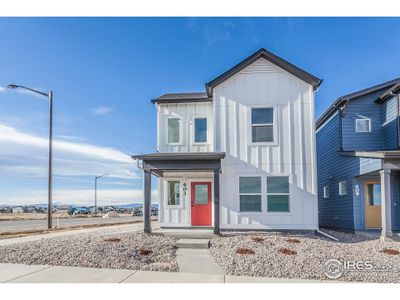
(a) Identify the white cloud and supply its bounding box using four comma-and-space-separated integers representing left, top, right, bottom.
91, 106, 113, 115
0, 86, 5, 92
0, 123, 138, 180
1, 189, 158, 206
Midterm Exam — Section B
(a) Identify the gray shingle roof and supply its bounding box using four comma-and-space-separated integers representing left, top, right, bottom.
151, 92, 211, 104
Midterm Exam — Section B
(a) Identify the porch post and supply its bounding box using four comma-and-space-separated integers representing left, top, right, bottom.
380, 168, 393, 239
144, 167, 152, 233
213, 169, 220, 235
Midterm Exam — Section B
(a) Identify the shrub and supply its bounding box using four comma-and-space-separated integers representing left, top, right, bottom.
104, 237, 121, 242
236, 248, 255, 255
139, 248, 153, 256
380, 249, 400, 255
286, 238, 301, 244
278, 248, 297, 255
252, 236, 265, 243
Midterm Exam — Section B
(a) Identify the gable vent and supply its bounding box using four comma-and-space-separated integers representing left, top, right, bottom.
240, 58, 282, 75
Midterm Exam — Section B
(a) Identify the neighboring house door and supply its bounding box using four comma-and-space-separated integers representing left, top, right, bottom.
364, 181, 382, 228
191, 182, 212, 226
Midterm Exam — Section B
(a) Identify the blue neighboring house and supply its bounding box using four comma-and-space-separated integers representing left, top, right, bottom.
316, 78, 400, 239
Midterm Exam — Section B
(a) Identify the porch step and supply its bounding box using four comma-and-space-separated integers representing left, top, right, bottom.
175, 239, 210, 249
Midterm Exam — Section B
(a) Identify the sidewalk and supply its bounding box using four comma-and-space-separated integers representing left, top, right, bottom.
0, 263, 324, 283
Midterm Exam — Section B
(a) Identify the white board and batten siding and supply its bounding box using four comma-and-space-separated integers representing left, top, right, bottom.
213, 58, 318, 230
157, 102, 214, 153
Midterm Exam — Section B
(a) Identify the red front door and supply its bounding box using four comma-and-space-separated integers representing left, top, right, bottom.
191, 182, 211, 226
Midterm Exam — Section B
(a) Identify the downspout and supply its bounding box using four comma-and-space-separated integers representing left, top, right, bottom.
335, 99, 348, 152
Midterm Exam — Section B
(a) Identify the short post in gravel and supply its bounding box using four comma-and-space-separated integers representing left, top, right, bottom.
7, 84, 54, 230
94, 173, 109, 215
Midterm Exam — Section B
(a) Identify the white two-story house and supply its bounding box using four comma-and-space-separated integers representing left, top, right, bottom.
133, 48, 322, 234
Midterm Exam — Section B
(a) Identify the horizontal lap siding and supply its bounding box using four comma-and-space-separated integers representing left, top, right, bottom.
382, 96, 399, 150
342, 90, 386, 151
215, 58, 318, 230
317, 114, 358, 230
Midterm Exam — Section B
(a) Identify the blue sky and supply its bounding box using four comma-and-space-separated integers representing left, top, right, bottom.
0, 17, 399, 206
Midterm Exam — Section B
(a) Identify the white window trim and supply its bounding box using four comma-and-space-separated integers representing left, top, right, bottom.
248, 105, 278, 146
355, 118, 371, 133
166, 117, 183, 145
339, 181, 347, 196
238, 175, 263, 213
165, 179, 184, 208
266, 176, 291, 213
191, 115, 209, 145
323, 186, 330, 199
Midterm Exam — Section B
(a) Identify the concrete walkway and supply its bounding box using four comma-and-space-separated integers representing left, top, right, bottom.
177, 248, 224, 275
0, 263, 324, 283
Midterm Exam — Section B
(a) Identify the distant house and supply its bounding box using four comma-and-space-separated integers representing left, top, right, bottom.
12, 206, 24, 213
133, 48, 322, 234
316, 78, 400, 238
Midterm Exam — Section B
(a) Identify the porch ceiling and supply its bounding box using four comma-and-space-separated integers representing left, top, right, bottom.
132, 152, 225, 177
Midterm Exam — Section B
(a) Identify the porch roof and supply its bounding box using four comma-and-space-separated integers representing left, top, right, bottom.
131, 152, 225, 177
340, 151, 400, 159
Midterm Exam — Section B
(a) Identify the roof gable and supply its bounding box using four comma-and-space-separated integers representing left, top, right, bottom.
316, 77, 400, 129
205, 48, 322, 96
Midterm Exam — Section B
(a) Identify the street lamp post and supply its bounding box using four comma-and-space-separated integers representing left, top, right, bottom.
7, 84, 54, 229
95, 174, 109, 215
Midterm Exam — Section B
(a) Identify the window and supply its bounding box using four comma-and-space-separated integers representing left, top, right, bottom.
267, 176, 290, 212
194, 118, 207, 143
323, 186, 330, 199
251, 107, 274, 142
367, 183, 381, 206
167, 181, 180, 206
194, 184, 209, 204
168, 118, 180, 144
339, 181, 347, 196
239, 177, 261, 212
356, 119, 371, 132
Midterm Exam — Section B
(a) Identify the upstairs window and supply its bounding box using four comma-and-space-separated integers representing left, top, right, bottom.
339, 181, 347, 196
167, 181, 180, 206
267, 176, 290, 212
356, 118, 371, 132
251, 107, 274, 142
239, 177, 262, 212
168, 118, 180, 144
194, 118, 207, 143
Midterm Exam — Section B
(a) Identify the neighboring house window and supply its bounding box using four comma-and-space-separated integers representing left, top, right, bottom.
339, 181, 347, 196
239, 177, 261, 212
356, 118, 371, 132
323, 186, 330, 199
194, 118, 207, 143
251, 107, 274, 142
168, 118, 180, 143
167, 181, 180, 206
267, 176, 290, 212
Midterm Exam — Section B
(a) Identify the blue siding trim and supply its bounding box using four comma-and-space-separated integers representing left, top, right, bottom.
317, 114, 359, 230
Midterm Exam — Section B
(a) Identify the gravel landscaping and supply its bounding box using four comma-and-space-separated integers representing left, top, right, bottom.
210, 230, 400, 283
0, 229, 178, 272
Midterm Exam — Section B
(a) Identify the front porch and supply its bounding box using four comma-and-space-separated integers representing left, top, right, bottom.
132, 152, 225, 235
347, 151, 400, 239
